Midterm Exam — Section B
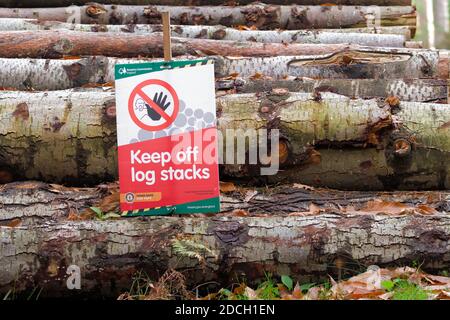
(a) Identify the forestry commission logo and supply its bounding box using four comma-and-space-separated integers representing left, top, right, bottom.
118, 67, 128, 75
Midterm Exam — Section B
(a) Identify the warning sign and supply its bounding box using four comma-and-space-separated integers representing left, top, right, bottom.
128, 79, 179, 131
115, 59, 220, 215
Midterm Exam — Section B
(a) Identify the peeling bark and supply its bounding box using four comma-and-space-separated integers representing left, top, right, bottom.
0, 18, 407, 47
219, 78, 449, 103
0, 182, 449, 297
0, 0, 413, 7
287, 49, 442, 79
0, 90, 449, 189
2, 181, 448, 223
0, 4, 417, 30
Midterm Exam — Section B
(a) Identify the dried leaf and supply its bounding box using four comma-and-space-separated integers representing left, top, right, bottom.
293, 183, 315, 191
244, 287, 258, 300
99, 191, 120, 213
220, 181, 236, 193
231, 209, 248, 217
289, 203, 321, 216
67, 208, 81, 221
7, 218, 21, 228
292, 282, 303, 299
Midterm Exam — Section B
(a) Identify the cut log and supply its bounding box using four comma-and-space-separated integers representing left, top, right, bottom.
0, 90, 448, 189
0, 0, 413, 7
0, 182, 449, 297
0, 30, 356, 58
0, 18, 413, 39
2, 181, 448, 223
219, 78, 449, 103
0, 56, 445, 102
3, 51, 443, 91
0, 18, 408, 47
0, 50, 448, 91
0, 4, 417, 30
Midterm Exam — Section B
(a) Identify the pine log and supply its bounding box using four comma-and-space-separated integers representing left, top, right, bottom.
0, 90, 449, 189
0, 0, 413, 7
219, 78, 448, 103
0, 4, 417, 30
0, 18, 408, 47
0, 31, 441, 81
0, 182, 449, 297
0, 30, 358, 58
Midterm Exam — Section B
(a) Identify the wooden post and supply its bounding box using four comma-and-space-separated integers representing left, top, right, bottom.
162, 11, 172, 62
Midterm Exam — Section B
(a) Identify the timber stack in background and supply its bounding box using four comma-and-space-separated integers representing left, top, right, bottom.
0, 0, 450, 298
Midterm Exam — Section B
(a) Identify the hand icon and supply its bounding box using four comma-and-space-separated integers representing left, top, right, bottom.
146, 92, 171, 121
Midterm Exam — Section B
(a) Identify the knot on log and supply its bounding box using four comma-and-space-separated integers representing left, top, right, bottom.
143, 6, 161, 23
212, 29, 227, 40
12, 102, 29, 121
385, 129, 416, 172
62, 62, 82, 80
290, 7, 309, 28
241, 4, 280, 30
53, 38, 74, 55
86, 4, 107, 18
393, 138, 412, 158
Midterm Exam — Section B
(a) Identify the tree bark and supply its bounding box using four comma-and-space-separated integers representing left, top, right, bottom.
1, 57, 445, 102
219, 78, 449, 103
0, 18, 414, 39
0, 90, 449, 189
0, 182, 449, 297
287, 48, 442, 79
0, 4, 417, 30
0, 18, 408, 47
3, 51, 442, 91
0, 30, 357, 58
0, 0, 413, 7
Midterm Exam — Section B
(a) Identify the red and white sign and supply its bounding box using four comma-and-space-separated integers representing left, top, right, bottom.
115, 60, 220, 214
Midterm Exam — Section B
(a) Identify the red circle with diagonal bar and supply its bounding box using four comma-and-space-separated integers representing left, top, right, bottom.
128, 79, 179, 131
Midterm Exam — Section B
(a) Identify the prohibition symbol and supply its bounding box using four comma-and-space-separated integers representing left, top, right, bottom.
128, 79, 179, 131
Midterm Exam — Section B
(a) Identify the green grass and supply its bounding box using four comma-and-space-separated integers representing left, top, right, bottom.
382, 279, 429, 300
256, 273, 280, 300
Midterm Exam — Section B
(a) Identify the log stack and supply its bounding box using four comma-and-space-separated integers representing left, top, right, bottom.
0, 0, 449, 298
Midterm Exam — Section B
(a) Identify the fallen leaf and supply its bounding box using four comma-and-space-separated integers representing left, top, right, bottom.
220, 181, 236, 193
292, 282, 303, 299
231, 209, 248, 217
244, 287, 258, 300
293, 183, 315, 191
7, 218, 21, 228
289, 203, 321, 216
67, 208, 81, 221
99, 191, 120, 213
